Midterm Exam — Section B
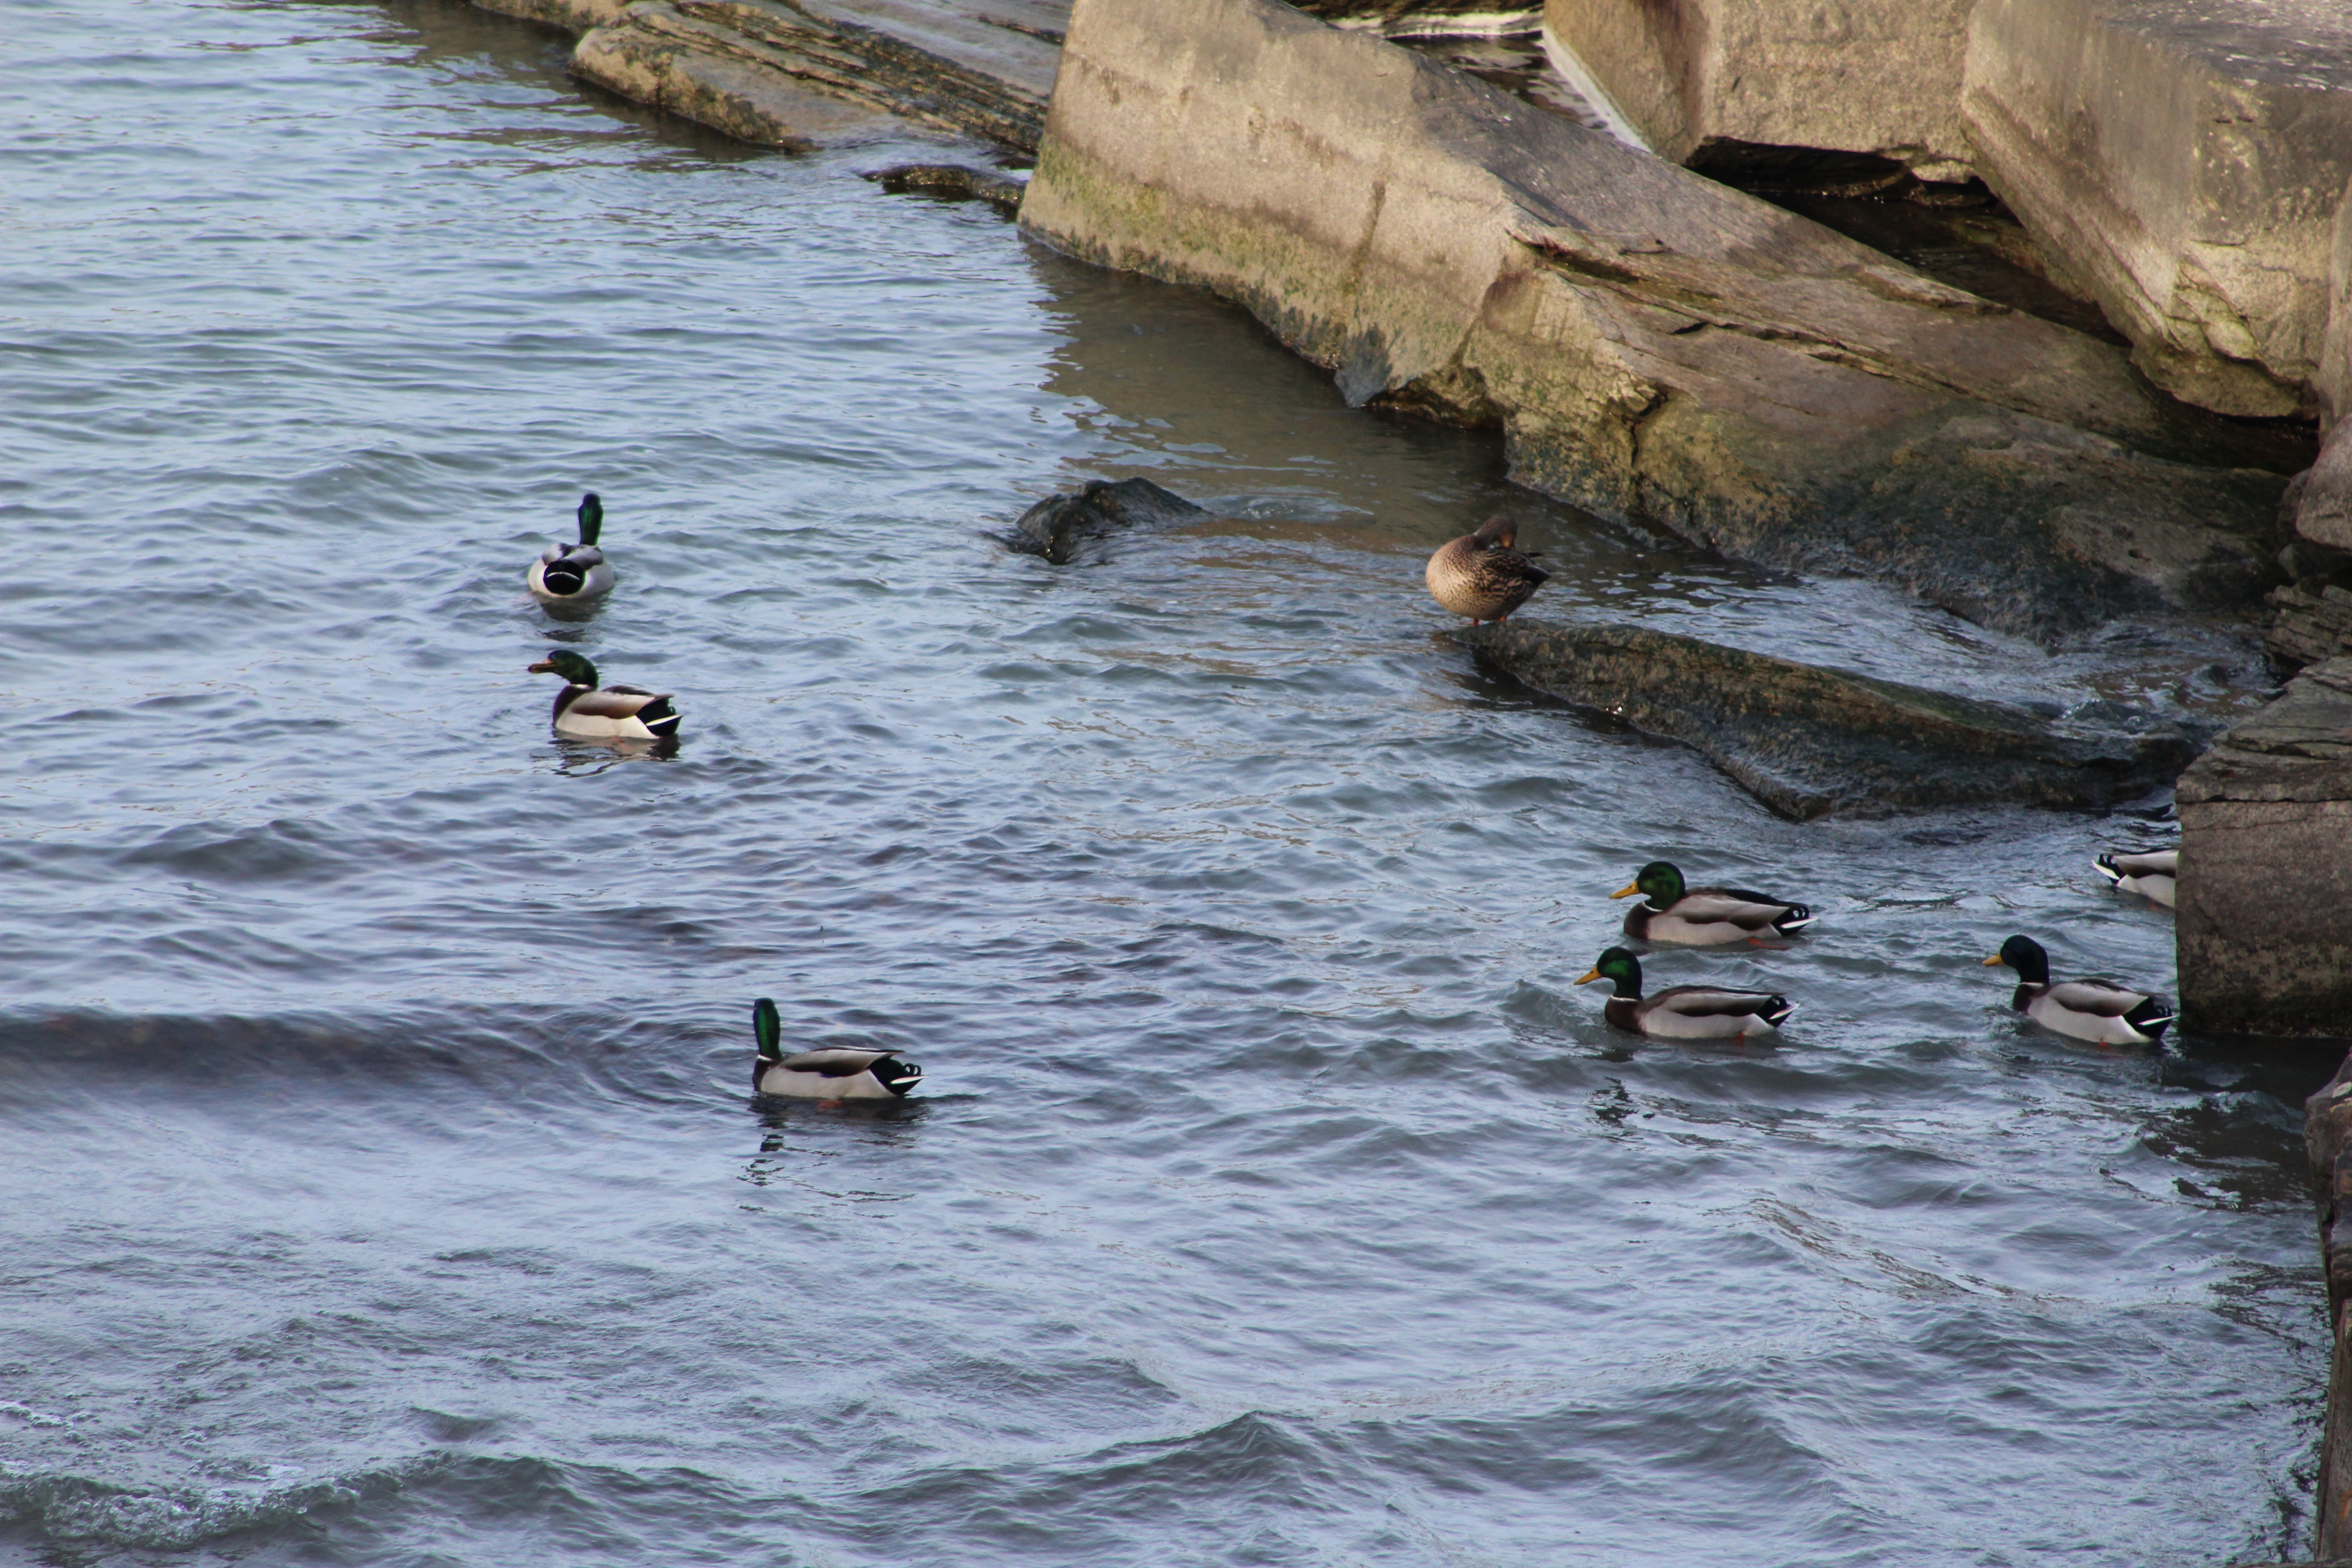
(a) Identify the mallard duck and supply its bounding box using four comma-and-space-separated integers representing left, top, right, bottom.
526, 649, 680, 740
2094, 848, 2176, 909
1575, 947, 1793, 1038
1611, 860, 1813, 944
1426, 514, 1549, 624
751, 998, 922, 1102
527, 492, 615, 605
1983, 935, 2172, 1044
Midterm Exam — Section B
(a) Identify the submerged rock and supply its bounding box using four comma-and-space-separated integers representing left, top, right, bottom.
1020, 0, 2293, 645
1456, 619, 2199, 818
2177, 656, 2352, 1036
864, 163, 1026, 210
1012, 477, 1208, 563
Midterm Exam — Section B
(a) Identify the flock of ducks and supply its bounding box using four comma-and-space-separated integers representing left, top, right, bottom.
519, 499, 2185, 1102
1424, 517, 2182, 1049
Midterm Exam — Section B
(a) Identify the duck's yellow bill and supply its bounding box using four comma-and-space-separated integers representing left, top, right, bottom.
1982, 955, 2004, 966
1574, 967, 1602, 985
1609, 882, 1640, 899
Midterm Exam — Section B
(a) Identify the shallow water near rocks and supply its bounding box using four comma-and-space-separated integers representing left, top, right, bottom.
0, 2, 2337, 1564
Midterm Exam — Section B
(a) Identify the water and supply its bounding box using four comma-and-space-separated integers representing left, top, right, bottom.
0, 2, 2336, 1563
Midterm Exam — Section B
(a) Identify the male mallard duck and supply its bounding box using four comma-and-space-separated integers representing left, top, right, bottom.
1575, 947, 1793, 1038
527, 492, 615, 605
2093, 848, 2176, 909
1983, 935, 2172, 1044
751, 998, 922, 1102
1426, 514, 1549, 624
1611, 860, 1813, 945
526, 649, 680, 740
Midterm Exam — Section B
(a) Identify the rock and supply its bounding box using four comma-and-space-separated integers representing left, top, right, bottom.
1011, 477, 1209, 563
2177, 656, 2352, 1034
474, 0, 633, 27
1021, 0, 2290, 645
2305, 425, 2352, 553
1961, 0, 2352, 418
1544, 0, 1978, 182
1455, 619, 2199, 818
863, 162, 1026, 209
2305, 1055, 2352, 1556
481, 0, 1068, 150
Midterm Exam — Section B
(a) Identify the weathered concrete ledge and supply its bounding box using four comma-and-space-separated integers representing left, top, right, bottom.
1020, 0, 2288, 646
1964, 0, 2352, 419
2179, 657, 2352, 1035
475, 0, 1067, 151
1544, 0, 1979, 182
1456, 620, 2196, 818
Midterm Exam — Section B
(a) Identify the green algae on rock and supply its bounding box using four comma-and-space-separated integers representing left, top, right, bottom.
1455, 619, 2199, 818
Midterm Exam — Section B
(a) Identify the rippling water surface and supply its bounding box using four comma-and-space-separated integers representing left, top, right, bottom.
0, 3, 2337, 1563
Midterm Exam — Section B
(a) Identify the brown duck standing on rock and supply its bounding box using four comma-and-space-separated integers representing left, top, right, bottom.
1426, 514, 1549, 624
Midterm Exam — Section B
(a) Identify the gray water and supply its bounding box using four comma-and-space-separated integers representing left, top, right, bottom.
0, 2, 2336, 1564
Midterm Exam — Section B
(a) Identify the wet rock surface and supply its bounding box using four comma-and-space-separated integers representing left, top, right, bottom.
2178, 656, 2352, 1035
1010, 477, 1209, 564
476, 0, 1068, 150
863, 162, 1026, 207
1019, 0, 2293, 647
1455, 619, 2199, 818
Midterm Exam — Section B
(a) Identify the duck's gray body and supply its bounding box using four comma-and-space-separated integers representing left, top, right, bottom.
528, 546, 614, 605
2094, 849, 2176, 909
2009, 980, 2172, 1044
1625, 890, 1813, 945
1426, 516, 1548, 623
1607, 986, 1793, 1039
547, 681, 677, 740
755, 1048, 923, 1101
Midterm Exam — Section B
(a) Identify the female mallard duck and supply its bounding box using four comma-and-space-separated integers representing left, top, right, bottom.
1983, 935, 2172, 1044
1611, 860, 1813, 945
527, 492, 615, 605
1426, 514, 1549, 624
527, 649, 680, 740
1576, 947, 1793, 1038
2093, 848, 2176, 909
751, 998, 922, 1102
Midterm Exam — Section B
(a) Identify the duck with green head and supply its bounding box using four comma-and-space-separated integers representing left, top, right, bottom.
1576, 947, 1792, 1038
1612, 860, 1813, 945
751, 998, 924, 1102
526, 648, 679, 740
1983, 935, 2172, 1044
527, 492, 615, 605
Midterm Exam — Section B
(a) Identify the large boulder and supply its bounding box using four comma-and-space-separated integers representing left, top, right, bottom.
1455, 620, 2198, 818
1543, 0, 1977, 181
1020, 0, 2288, 645
2178, 657, 2352, 1035
1961, 0, 2352, 418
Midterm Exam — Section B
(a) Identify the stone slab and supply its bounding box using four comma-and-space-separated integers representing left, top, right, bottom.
1543, 0, 1977, 181
2178, 656, 2352, 1034
1456, 619, 2198, 817
1021, 0, 2288, 645
1962, 0, 2352, 418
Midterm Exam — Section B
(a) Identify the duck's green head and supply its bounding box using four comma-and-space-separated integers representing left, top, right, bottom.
527, 649, 598, 687
1984, 935, 2049, 984
1611, 861, 1685, 907
752, 997, 781, 1061
1575, 946, 1643, 997
577, 491, 603, 547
